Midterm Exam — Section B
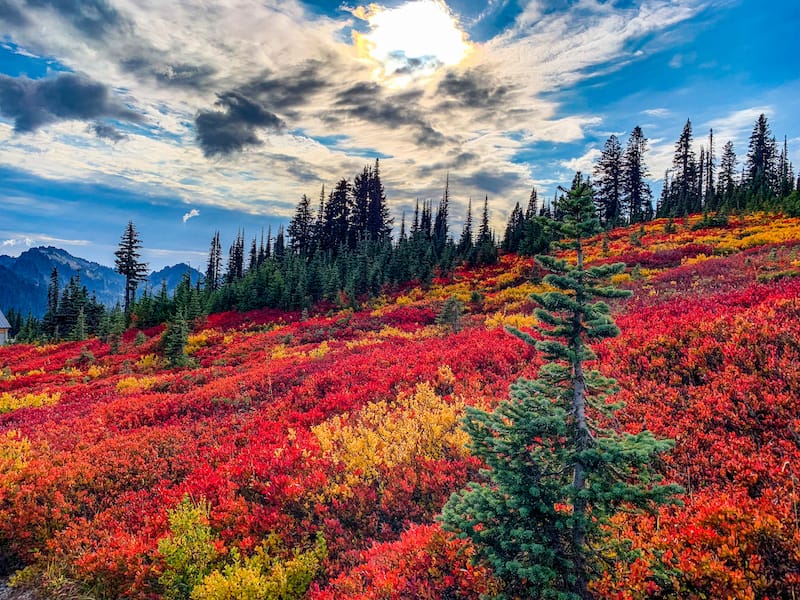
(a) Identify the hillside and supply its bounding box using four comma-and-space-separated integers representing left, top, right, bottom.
0, 247, 203, 317
1, 213, 799, 599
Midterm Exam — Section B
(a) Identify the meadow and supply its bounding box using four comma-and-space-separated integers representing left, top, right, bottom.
1, 213, 799, 599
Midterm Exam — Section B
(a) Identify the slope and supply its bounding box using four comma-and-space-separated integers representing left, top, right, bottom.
0, 213, 799, 599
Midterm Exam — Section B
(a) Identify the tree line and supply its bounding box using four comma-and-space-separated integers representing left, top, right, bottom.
5, 113, 798, 345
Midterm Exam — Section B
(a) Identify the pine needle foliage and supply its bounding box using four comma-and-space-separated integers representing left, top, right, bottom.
441, 174, 681, 600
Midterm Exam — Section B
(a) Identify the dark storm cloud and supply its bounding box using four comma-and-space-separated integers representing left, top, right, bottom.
332, 83, 446, 147
240, 61, 329, 117
268, 153, 324, 183
90, 122, 126, 141
121, 56, 217, 90
457, 169, 525, 195
0, 0, 28, 26
196, 91, 286, 157
26, 0, 127, 37
437, 68, 513, 110
416, 151, 480, 178
0, 72, 141, 132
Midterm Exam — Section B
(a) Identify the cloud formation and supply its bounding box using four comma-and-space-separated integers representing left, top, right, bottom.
182, 208, 200, 223
0, 0, 725, 232
196, 91, 286, 156
0, 72, 141, 132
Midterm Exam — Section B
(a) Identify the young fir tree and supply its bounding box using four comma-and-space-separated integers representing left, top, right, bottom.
442, 174, 680, 600
162, 309, 190, 367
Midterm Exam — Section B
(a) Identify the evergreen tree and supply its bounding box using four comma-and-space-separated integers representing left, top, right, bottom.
746, 114, 777, 202
705, 129, 716, 209
622, 126, 653, 223
225, 230, 245, 283
288, 194, 315, 256
442, 173, 680, 600
718, 141, 737, 206
106, 304, 126, 354
501, 202, 525, 252
162, 310, 190, 367
593, 135, 623, 226
458, 199, 474, 256
366, 159, 391, 241
321, 179, 351, 254
350, 166, 371, 246
433, 176, 450, 256
114, 221, 149, 314
662, 119, 699, 217
43, 267, 60, 338
473, 196, 497, 266
205, 231, 222, 291
70, 307, 87, 341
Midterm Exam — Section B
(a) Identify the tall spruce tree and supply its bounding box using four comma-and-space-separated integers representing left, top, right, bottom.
442, 173, 680, 600
718, 140, 737, 206
458, 198, 474, 256
622, 126, 652, 223
288, 194, 315, 256
746, 113, 777, 202
593, 135, 623, 226
114, 221, 149, 314
205, 231, 222, 291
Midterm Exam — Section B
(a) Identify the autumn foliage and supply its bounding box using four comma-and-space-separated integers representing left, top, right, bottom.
0, 212, 799, 598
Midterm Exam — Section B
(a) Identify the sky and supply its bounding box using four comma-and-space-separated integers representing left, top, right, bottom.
1, 0, 799, 269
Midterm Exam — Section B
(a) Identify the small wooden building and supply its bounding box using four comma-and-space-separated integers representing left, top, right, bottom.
0, 309, 10, 344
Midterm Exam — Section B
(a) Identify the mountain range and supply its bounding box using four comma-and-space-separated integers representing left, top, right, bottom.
0, 246, 203, 317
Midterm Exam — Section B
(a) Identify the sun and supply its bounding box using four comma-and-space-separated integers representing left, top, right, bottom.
353, 1, 472, 81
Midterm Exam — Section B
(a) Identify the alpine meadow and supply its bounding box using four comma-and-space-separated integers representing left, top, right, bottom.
1, 0, 800, 599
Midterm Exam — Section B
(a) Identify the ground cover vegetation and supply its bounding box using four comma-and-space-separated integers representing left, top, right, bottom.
1, 113, 800, 598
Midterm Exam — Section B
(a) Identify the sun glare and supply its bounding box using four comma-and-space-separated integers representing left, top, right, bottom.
354, 1, 471, 81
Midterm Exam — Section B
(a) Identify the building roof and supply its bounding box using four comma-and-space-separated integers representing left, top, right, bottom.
0, 309, 10, 329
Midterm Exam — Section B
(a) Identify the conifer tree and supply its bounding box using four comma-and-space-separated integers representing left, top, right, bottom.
622, 126, 652, 222
718, 141, 737, 205
746, 114, 777, 202
593, 135, 623, 226
162, 309, 189, 367
366, 158, 391, 241
433, 176, 450, 255
43, 267, 60, 338
458, 198, 474, 256
114, 221, 149, 314
288, 194, 315, 256
442, 173, 680, 600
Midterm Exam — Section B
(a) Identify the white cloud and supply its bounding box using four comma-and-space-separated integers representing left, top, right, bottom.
182, 209, 200, 223
0, 0, 716, 222
642, 108, 671, 118
0, 232, 91, 255
561, 148, 602, 174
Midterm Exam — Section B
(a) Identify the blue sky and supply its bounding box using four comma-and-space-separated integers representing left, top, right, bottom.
0, 0, 798, 269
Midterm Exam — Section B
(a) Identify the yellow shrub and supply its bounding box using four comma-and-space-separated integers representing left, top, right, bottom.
610, 273, 632, 286
0, 430, 31, 473
270, 344, 290, 359
312, 383, 469, 497
136, 353, 164, 373
0, 391, 60, 414
485, 311, 537, 330
190, 534, 326, 600
59, 367, 81, 377
158, 496, 220, 600
25, 369, 45, 376
116, 376, 157, 395
394, 294, 413, 307
86, 365, 107, 379
186, 331, 212, 355
308, 341, 330, 359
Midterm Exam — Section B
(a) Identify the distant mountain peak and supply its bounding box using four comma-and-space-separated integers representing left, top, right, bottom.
0, 246, 202, 317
